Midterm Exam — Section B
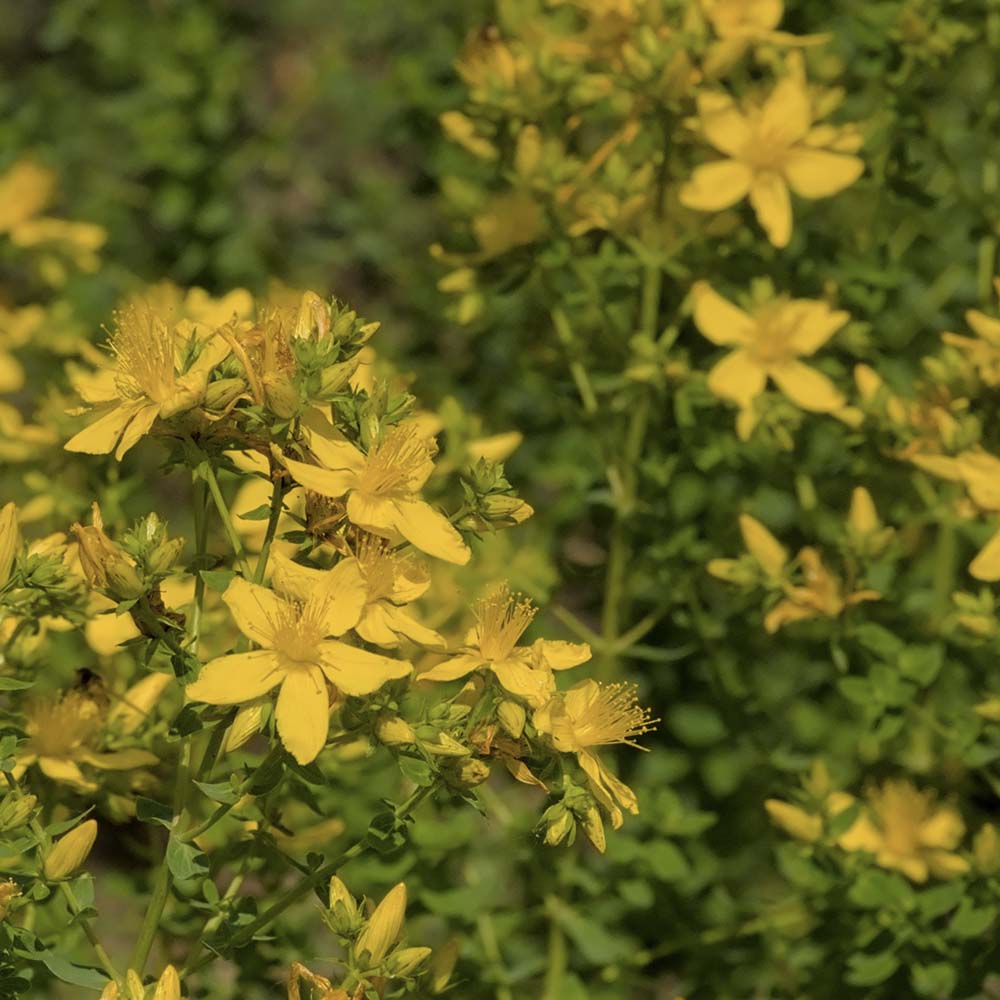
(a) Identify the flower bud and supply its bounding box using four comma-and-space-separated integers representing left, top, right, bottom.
0, 879, 20, 920
222, 703, 265, 753
429, 937, 460, 994
263, 373, 301, 419
0, 501, 19, 588
424, 733, 470, 757
146, 537, 185, 576
497, 700, 526, 739
355, 883, 407, 966
444, 758, 491, 789
125, 970, 145, 1000
327, 874, 361, 933
544, 809, 575, 847
387, 946, 432, 978
974, 823, 1000, 874
153, 964, 181, 1000
0, 792, 36, 832
764, 800, 821, 843
294, 291, 330, 340
203, 376, 246, 411
44, 819, 98, 880
376, 716, 416, 746
318, 357, 361, 396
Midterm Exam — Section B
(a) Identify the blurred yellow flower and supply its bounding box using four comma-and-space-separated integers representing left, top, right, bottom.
680, 71, 863, 246
419, 583, 589, 705
692, 281, 849, 435
186, 575, 410, 764
941, 278, 1000, 385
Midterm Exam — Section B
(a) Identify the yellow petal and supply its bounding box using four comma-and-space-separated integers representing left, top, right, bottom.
739, 514, 787, 575
696, 92, 751, 155
847, 487, 880, 535
926, 850, 970, 879
64, 402, 136, 456
0, 353, 24, 393
307, 433, 367, 475
783, 149, 864, 199
80, 749, 159, 770
318, 640, 411, 695
769, 361, 845, 412
749, 171, 792, 248
491, 657, 555, 707
222, 577, 287, 646
970, 527, 1000, 581
304, 558, 367, 636
966, 309, 1000, 346
956, 452, 1000, 510
390, 499, 471, 565
114, 402, 160, 460
418, 653, 487, 682
707, 349, 767, 407
691, 282, 755, 346
919, 808, 965, 850
765, 799, 822, 842
528, 639, 591, 670
680, 160, 753, 212
380, 604, 446, 648
785, 301, 850, 355
345, 491, 399, 537
37, 757, 93, 788
355, 603, 406, 647
187, 650, 284, 704
760, 76, 811, 146
275, 667, 329, 764
281, 455, 357, 498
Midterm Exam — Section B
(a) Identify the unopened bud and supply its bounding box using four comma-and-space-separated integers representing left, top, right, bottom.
706, 558, 756, 586
328, 875, 359, 921
974, 823, 1000, 874
294, 291, 330, 340
386, 946, 432, 978
263, 374, 301, 419
0, 501, 18, 587
497, 700, 526, 739
424, 733, 470, 757
444, 758, 491, 789
147, 537, 185, 576
153, 964, 181, 1000
376, 716, 416, 746
319, 357, 362, 396
0, 879, 20, 920
0, 792, 36, 832
429, 937, 460, 994
581, 805, 606, 854
544, 809, 575, 847
203, 376, 246, 411
355, 883, 407, 966
105, 553, 145, 601
481, 494, 533, 525
222, 702, 264, 753
45, 819, 98, 880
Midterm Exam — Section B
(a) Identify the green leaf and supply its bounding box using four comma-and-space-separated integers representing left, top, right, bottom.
0, 677, 34, 691
949, 899, 995, 939
898, 644, 943, 686
846, 949, 900, 986
917, 881, 965, 920
911, 961, 956, 997
854, 623, 904, 658
193, 780, 240, 805
398, 756, 434, 787
848, 870, 915, 911
136, 797, 174, 828
200, 569, 236, 593
166, 838, 209, 881
645, 840, 690, 882
667, 704, 727, 746
237, 504, 272, 521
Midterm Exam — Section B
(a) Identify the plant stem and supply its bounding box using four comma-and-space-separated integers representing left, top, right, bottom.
541, 898, 567, 1000
3, 773, 122, 988
552, 308, 598, 415
200, 459, 251, 577
252, 470, 286, 585
190, 475, 209, 653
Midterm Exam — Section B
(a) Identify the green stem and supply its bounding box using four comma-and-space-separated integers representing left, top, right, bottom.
3, 773, 122, 988
552, 308, 598, 415
200, 460, 251, 577
252, 471, 286, 585
190, 475, 209, 653
541, 898, 567, 1000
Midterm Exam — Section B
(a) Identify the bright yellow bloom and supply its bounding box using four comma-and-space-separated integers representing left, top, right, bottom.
838, 780, 969, 883
419, 584, 590, 706
65, 303, 230, 460
534, 680, 656, 833
910, 449, 1000, 580
13, 690, 158, 791
186, 575, 411, 764
692, 281, 848, 434
680, 71, 863, 247
278, 423, 470, 564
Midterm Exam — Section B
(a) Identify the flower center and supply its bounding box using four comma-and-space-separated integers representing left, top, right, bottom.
269, 599, 327, 669
359, 427, 431, 499
745, 301, 800, 366
872, 783, 927, 858
569, 682, 657, 749
112, 304, 177, 404
356, 536, 399, 602
475, 584, 536, 661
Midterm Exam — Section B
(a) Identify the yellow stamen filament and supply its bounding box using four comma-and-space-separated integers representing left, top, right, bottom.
359, 426, 431, 498
355, 535, 398, 602
475, 583, 537, 660
573, 683, 657, 750
111, 304, 177, 403
265, 595, 337, 669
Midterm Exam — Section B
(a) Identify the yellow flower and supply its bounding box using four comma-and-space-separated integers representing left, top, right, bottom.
941, 278, 1000, 385
278, 422, 470, 565
910, 448, 1000, 580
419, 584, 590, 706
13, 690, 158, 790
0, 305, 45, 394
186, 575, 411, 764
534, 680, 656, 833
65, 303, 230, 460
680, 71, 863, 247
692, 281, 848, 433
839, 780, 969, 883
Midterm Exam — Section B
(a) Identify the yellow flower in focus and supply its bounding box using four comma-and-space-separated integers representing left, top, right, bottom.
691, 281, 848, 435
278, 423, 471, 565
65, 304, 230, 460
534, 679, 656, 833
186, 575, 411, 764
680, 71, 863, 247
419, 584, 590, 706
839, 780, 969, 883
13, 689, 158, 790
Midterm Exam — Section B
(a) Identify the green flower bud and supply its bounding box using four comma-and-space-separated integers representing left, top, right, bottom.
203, 376, 246, 411
0, 792, 36, 832
386, 946, 432, 978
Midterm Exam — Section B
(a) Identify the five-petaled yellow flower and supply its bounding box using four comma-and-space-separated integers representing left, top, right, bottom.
534, 680, 656, 830
419, 584, 590, 706
692, 280, 848, 436
187, 575, 411, 764
838, 780, 969, 883
680, 71, 863, 247
278, 423, 470, 565
65, 304, 230, 460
